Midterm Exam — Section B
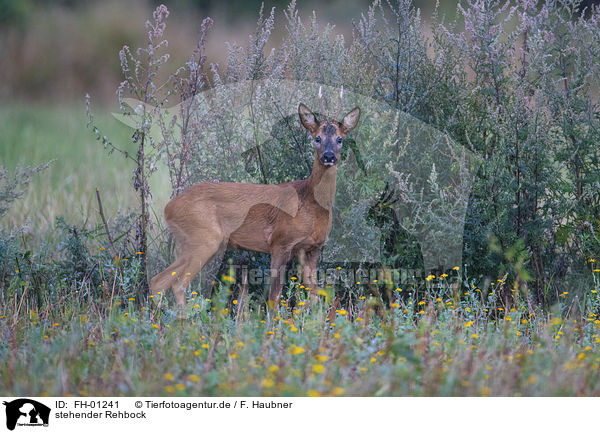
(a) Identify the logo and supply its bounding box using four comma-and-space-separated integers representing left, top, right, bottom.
3, 399, 50, 431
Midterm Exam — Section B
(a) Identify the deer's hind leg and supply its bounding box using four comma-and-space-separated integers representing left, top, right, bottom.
151, 219, 225, 308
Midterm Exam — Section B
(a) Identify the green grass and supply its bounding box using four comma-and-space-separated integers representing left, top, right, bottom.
0, 103, 170, 237
1, 263, 600, 397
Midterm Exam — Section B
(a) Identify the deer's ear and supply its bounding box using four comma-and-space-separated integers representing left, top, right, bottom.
341, 107, 360, 134
299, 103, 319, 134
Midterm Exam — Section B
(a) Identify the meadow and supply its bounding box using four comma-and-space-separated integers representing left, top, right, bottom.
1, 251, 600, 396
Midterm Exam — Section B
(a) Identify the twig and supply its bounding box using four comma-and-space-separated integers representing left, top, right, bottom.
96, 188, 117, 256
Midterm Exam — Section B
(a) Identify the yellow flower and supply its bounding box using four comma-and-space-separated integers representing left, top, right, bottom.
333, 333, 341, 339
99, 247, 106, 251
307, 390, 320, 397
332, 387, 344, 396
289, 345, 305, 355
464, 321, 474, 328
312, 364, 325, 374
261, 378, 274, 388
452, 266, 460, 270
152, 324, 159, 329
232, 299, 238, 305
425, 274, 435, 281
164, 385, 174, 393
391, 303, 400, 308
359, 296, 366, 300
290, 276, 297, 281
222, 275, 235, 283
316, 355, 329, 362
337, 309, 347, 316
290, 325, 298, 332
268, 365, 279, 372
164, 373, 174, 381
201, 343, 209, 349
171, 271, 177, 276
370, 357, 377, 363
471, 333, 478, 339
188, 374, 200, 382
175, 383, 185, 391
317, 289, 327, 296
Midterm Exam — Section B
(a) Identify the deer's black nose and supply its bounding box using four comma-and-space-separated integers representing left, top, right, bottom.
321, 151, 337, 166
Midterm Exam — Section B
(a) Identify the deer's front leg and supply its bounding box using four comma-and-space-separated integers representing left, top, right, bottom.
301, 248, 321, 290
268, 247, 292, 306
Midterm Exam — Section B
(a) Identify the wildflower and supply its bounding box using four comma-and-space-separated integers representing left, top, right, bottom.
128, 297, 135, 301
290, 325, 298, 332
307, 390, 320, 397
100, 247, 106, 251
425, 275, 435, 281
317, 290, 327, 297
164, 373, 174, 381
418, 301, 425, 306
298, 301, 305, 306
359, 296, 366, 300
312, 364, 325, 374
290, 276, 297, 281
336, 267, 342, 270
471, 333, 478, 339
464, 321, 474, 328
289, 345, 305, 355
201, 343, 209, 349
370, 357, 377, 363
316, 355, 329, 362
188, 375, 199, 382
232, 300, 238, 305
590, 259, 596, 263
171, 271, 176, 276
417, 310, 425, 314
332, 387, 344, 396
262, 378, 274, 388
194, 350, 201, 356
175, 383, 185, 391
333, 333, 341, 339
222, 275, 235, 283
395, 288, 402, 292
337, 309, 347, 316
391, 303, 400, 308
193, 304, 200, 309
165, 385, 174, 393
152, 324, 159, 329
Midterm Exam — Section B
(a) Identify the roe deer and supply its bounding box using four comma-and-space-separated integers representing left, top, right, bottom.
150, 93, 360, 307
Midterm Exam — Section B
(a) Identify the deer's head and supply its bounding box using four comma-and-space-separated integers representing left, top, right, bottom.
298, 102, 360, 168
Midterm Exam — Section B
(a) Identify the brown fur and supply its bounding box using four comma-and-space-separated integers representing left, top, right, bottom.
150, 103, 360, 307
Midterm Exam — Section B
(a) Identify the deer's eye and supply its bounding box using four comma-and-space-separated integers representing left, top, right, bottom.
315, 136, 322, 144
336, 137, 343, 144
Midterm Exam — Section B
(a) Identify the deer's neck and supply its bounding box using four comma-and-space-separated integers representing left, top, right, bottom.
306, 155, 337, 210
